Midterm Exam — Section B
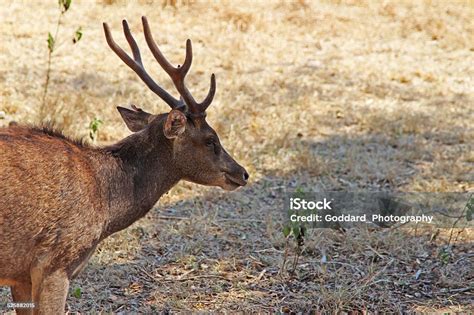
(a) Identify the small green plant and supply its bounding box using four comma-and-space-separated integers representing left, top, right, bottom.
72, 287, 82, 299
438, 246, 451, 265
281, 221, 306, 275
40, 0, 82, 121
282, 222, 306, 247
280, 187, 308, 276
283, 186, 308, 247
89, 117, 103, 142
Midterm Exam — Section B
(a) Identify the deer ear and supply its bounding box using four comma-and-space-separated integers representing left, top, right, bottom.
164, 109, 187, 139
117, 105, 153, 132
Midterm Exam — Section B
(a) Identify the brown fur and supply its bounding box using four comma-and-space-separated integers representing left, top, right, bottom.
0, 109, 248, 314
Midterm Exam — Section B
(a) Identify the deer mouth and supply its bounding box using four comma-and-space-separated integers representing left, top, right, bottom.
224, 173, 247, 188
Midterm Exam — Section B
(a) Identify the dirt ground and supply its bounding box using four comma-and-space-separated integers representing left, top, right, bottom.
0, 0, 473, 313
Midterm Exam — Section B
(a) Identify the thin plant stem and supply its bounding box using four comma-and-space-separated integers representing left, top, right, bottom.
290, 244, 301, 275
40, 10, 64, 121
279, 237, 290, 277
447, 193, 472, 246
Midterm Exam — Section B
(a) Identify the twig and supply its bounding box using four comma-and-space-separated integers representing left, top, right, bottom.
438, 286, 473, 293
367, 245, 385, 259
161, 274, 232, 282
448, 193, 472, 246
453, 252, 474, 265
279, 237, 290, 277
183, 300, 217, 304
41, 9, 64, 120
217, 218, 264, 223
137, 266, 160, 282
156, 215, 264, 223
255, 248, 284, 253
360, 259, 395, 288
157, 215, 189, 220
255, 269, 267, 282
290, 244, 301, 275
177, 268, 195, 280
323, 261, 364, 275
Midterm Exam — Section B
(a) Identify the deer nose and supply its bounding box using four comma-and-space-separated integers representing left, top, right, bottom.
243, 171, 249, 181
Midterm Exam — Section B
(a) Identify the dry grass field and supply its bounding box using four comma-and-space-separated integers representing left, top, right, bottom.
1, 0, 473, 313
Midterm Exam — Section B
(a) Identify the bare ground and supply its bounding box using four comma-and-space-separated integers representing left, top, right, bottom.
0, 0, 473, 313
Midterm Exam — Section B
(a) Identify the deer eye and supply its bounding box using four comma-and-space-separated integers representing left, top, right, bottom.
205, 138, 220, 155
205, 138, 215, 147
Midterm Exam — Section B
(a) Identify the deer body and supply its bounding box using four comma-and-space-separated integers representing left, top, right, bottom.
0, 17, 248, 314
0, 120, 177, 313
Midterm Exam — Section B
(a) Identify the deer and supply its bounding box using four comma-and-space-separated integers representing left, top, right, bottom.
0, 16, 248, 314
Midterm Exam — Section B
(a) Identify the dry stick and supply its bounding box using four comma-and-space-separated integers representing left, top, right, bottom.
162, 274, 231, 282
453, 229, 464, 244
255, 248, 284, 254
183, 300, 217, 305
448, 193, 472, 246
41, 10, 64, 120
137, 266, 158, 282
114, 305, 125, 313
324, 261, 364, 275
216, 218, 265, 223
157, 215, 189, 220
439, 286, 473, 293
360, 259, 395, 289
367, 245, 385, 260
256, 269, 267, 281
157, 215, 264, 223
279, 237, 290, 277
290, 244, 301, 275
177, 268, 195, 280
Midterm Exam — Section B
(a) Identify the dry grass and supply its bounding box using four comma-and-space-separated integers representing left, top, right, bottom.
0, 0, 473, 313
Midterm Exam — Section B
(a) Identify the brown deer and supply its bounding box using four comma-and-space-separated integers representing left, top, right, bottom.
0, 16, 248, 314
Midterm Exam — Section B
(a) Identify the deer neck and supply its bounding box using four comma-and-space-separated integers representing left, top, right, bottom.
101, 124, 181, 236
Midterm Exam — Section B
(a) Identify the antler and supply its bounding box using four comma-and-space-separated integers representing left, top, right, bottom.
103, 17, 216, 116
103, 20, 184, 110
142, 16, 216, 116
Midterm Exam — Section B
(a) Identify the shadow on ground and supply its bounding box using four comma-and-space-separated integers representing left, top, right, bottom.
62, 130, 472, 313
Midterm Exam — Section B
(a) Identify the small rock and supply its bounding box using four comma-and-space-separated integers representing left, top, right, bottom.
239, 195, 251, 204
415, 269, 422, 280
0, 111, 5, 119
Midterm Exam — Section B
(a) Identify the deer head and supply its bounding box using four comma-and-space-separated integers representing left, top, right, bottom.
103, 17, 248, 191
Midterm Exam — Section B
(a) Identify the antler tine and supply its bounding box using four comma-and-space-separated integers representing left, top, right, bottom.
122, 20, 142, 65
142, 16, 216, 116
103, 20, 183, 109
200, 73, 216, 112
141, 17, 192, 77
